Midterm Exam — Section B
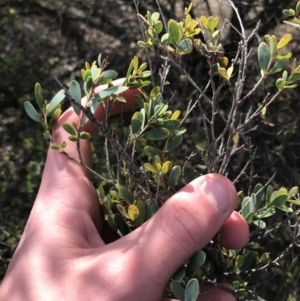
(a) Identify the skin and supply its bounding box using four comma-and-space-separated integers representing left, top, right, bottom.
0, 79, 249, 301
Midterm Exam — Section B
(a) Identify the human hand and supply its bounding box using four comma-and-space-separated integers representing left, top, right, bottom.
0, 80, 249, 301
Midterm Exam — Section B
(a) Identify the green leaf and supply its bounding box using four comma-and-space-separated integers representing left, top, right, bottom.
142, 128, 170, 140
62, 122, 76, 135
150, 86, 161, 99
145, 199, 156, 220
297, 1, 300, 14
68, 135, 78, 142
178, 38, 193, 54
162, 120, 180, 130
165, 135, 183, 152
245, 211, 254, 223
186, 250, 206, 276
172, 266, 185, 282
269, 58, 289, 74
253, 220, 266, 228
136, 71, 152, 79
288, 186, 299, 199
135, 201, 146, 226
284, 84, 298, 89
174, 128, 187, 136
276, 204, 293, 212
113, 213, 130, 236
207, 16, 215, 33
50, 143, 61, 150
24, 101, 41, 122
84, 76, 93, 95
269, 35, 277, 58
253, 183, 264, 202
241, 194, 258, 217
79, 131, 91, 140
268, 192, 288, 208
49, 108, 62, 129
282, 9, 295, 17
118, 186, 135, 202
170, 281, 185, 301
131, 112, 144, 135
276, 78, 286, 90
185, 278, 199, 301
168, 19, 182, 47
48, 89, 65, 114
256, 207, 276, 219
128, 204, 139, 221
135, 95, 144, 108
266, 185, 273, 203
137, 40, 148, 49
101, 70, 118, 79
34, 83, 44, 110
240, 251, 255, 270
144, 146, 161, 159
287, 72, 300, 84
245, 269, 267, 283
235, 255, 244, 271
258, 42, 270, 72
154, 20, 163, 34
99, 86, 129, 99
151, 12, 160, 22
69, 80, 82, 115
168, 165, 181, 186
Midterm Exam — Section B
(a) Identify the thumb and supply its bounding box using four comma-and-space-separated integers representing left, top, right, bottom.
110, 173, 237, 294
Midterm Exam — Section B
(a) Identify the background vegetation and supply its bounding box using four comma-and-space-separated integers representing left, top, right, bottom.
1, 0, 300, 300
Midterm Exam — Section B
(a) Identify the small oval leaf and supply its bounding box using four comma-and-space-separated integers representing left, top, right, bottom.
168, 19, 182, 47
186, 250, 206, 276
34, 83, 44, 110
185, 278, 199, 301
128, 204, 139, 221
258, 42, 270, 72
49, 89, 65, 114
142, 128, 170, 140
131, 112, 144, 135
62, 122, 76, 135
170, 281, 185, 301
165, 135, 183, 152
168, 165, 181, 186
144, 163, 159, 174
277, 34, 292, 49
24, 101, 41, 122
101, 70, 118, 79
178, 38, 193, 54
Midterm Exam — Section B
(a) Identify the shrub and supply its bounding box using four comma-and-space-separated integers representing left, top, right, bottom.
23, 1, 300, 300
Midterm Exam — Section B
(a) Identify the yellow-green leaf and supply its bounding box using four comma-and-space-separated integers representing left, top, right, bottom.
144, 163, 159, 173
276, 78, 286, 90
161, 161, 172, 174
218, 66, 229, 81
269, 35, 277, 58
227, 66, 234, 79
171, 110, 181, 120
232, 133, 239, 144
200, 16, 208, 28
168, 19, 182, 47
128, 204, 139, 221
277, 34, 292, 49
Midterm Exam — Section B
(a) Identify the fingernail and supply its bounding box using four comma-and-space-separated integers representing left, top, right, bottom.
201, 176, 232, 213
